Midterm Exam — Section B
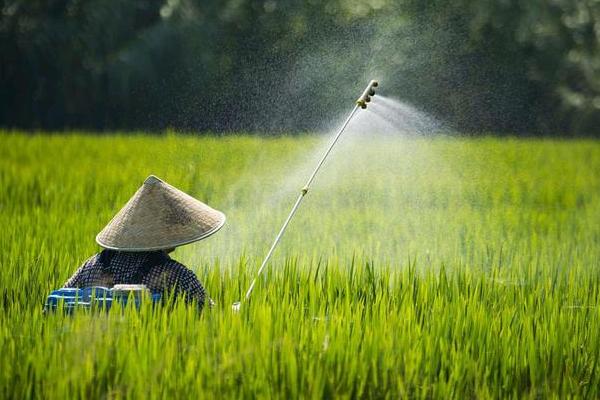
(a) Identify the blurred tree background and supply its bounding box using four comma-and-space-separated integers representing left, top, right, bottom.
1, 0, 599, 135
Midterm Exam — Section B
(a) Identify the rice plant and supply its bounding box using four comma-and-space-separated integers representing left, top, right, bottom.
0, 131, 599, 398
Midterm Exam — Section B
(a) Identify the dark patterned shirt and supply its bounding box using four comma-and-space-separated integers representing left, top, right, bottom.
64, 250, 207, 309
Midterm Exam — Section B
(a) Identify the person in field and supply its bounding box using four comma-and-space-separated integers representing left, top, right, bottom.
64, 175, 225, 310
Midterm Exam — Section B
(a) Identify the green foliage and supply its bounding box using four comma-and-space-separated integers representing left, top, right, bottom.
1, 0, 600, 134
0, 132, 599, 397
369, 0, 600, 135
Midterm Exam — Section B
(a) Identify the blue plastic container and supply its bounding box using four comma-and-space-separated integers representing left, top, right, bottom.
44, 287, 162, 313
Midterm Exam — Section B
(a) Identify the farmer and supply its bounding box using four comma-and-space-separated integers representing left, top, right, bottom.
64, 175, 225, 310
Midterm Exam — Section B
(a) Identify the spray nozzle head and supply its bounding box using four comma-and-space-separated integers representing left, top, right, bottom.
356, 80, 379, 109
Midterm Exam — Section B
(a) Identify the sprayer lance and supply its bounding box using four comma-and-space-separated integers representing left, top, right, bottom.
232, 80, 380, 312
356, 80, 379, 109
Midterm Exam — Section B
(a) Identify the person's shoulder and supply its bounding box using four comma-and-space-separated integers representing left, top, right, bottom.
163, 257, 196, 275
161, 257, 202, 287
63, 252, 103, 288
81, 252, 102, 268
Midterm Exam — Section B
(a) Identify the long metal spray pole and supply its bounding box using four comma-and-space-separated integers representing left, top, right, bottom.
242, 104, 360, 302
234, 80, 379, 309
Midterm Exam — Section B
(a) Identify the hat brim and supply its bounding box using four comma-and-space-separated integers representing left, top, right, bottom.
96, 211, 226, 252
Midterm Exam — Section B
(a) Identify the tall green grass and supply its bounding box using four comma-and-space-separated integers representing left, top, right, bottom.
0, 131, 599, 398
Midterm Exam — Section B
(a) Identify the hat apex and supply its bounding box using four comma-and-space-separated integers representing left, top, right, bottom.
144, 175, 162, 185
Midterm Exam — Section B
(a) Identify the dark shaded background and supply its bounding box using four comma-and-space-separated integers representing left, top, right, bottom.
1, 0, 599, 135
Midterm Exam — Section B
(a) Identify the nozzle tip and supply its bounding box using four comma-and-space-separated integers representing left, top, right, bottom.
356, 80, 379, 109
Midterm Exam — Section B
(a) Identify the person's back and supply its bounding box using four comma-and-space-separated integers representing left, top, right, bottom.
64, 249, 207, 307
62, 175, 225, 310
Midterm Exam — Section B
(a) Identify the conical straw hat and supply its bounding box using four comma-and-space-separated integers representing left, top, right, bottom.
96, 175, 226, 251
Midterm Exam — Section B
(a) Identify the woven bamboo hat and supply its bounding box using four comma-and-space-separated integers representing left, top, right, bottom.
96, 175, 226, 251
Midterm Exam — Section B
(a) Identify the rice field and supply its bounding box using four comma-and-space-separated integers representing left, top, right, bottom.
1, 131, 599, 398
